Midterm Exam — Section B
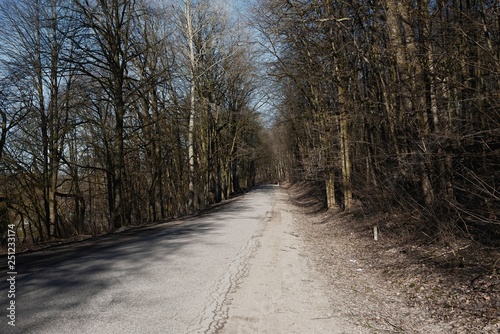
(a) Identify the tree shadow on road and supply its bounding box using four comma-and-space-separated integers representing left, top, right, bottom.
0, 187, 275, 333
1, 219, 220, 333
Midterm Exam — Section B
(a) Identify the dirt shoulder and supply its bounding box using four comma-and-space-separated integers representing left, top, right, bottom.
221, 185, 490, 333
289, 184, 500, 334
219, 185, 369, 333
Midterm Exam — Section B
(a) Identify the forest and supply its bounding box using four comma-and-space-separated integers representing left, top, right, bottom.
257, 0, 500, 246
0, 0, 499, 249
0, 0, 274, 243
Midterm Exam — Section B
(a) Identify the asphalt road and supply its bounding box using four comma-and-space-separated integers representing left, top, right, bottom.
1, 186, 276, 334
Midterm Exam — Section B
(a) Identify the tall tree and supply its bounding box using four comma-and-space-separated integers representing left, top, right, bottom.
0, 0, 75, 239
183, 0, 198, 212
72, 0, 143, 229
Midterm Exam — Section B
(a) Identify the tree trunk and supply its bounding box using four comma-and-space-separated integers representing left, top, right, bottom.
338, 86, 352, 210
326, 170, 336, 209
112, 98, 126, 229
185, 0, 197, 213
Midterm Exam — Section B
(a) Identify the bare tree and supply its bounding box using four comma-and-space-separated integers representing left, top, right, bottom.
255, 0, 499, 243
71, 0, 145, 229
0, 0, 273, 246
0, 0, 76, 240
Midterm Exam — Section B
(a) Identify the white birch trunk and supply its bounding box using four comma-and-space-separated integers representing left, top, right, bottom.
185, 0, 197, 212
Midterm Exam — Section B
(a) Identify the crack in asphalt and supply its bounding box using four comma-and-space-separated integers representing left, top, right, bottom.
188, 208, 275, 334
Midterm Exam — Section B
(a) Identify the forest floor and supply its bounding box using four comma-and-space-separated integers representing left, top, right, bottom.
287, 182, 500, 333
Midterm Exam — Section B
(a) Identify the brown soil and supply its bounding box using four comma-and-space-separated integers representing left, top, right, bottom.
288, 182, 500, 333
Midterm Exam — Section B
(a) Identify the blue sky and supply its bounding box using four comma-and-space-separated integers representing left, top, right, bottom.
231, 0, 256, 17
